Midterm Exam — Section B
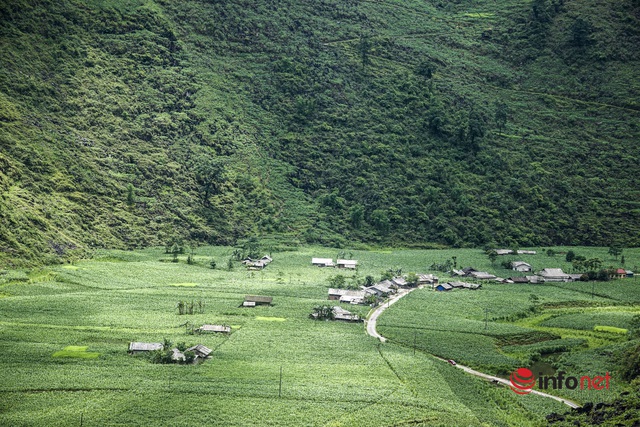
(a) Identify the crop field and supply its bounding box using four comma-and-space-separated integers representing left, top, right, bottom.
1, 246, 639, 425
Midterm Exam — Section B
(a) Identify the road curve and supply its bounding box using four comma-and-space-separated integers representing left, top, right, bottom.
365, 286, 581, 409
366, 286, 420, 342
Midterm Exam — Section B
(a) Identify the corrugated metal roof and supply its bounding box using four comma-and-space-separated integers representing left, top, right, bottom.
129, 342, 163, 352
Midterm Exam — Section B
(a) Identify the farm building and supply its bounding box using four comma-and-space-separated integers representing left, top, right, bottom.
366, 282, 395, 297
336, 259, 358, 269
495, 249, 514, 255
511, 261, 532, 272
391, 276, 409, 288
186, 344, 212, 359
518, 250, 537, 255
611, 268, 627, 279
509, 277, 530, 284
312, 258, 335, 267
128, 342, 163, 354
243, 295, 273, 307
435, 283, 453, 291
626, 270, 634, 278
328, 288, 366, 303
468, 271, 497, 280
460, 268, 496, 280
332, 306, 361, 322
449, 281, 481, 290
538, 268, 571, 282
197, 324, 231, 334
244, 255, 273, 270
418, 274, 438, 285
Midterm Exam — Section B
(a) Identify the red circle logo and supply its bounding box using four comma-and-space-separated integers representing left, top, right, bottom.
510, 368, 536, 394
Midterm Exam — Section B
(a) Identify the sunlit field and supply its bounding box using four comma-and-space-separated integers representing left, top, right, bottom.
1, 246, 638, 426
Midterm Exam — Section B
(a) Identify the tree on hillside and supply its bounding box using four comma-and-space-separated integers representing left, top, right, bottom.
194, 156, 229, 206
566, 250, 576, 262
487, 249, 498, 266
349, 204, 364, 229
493, 101, 509, 133
608, 245, 623, 261
357, 35, 372, 70
569, 17, 594, 48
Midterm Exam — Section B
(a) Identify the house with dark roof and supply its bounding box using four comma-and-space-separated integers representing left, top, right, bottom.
435, 283, 453, 291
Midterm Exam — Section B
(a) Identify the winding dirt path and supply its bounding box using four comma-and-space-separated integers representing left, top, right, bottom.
365, 286, 581, 409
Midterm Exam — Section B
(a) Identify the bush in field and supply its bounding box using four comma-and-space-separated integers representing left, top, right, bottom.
310, 305, 335, 320
328, 274, 346, 288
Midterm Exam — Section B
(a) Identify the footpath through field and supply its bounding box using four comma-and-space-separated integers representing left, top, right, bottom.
365, 286, 581, 409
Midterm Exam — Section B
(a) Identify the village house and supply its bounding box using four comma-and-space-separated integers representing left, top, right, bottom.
511, 261, 532, 272
242, 295, 273, 307
611, 268, 627, 279
332, 306, 362, 322
449, 281, 481, 290
509, 276, 530, 284
336, 259, 358, 269
197, 324, 231, 334
626, 270, 634, 278
391, 276, 409, 288
435, 283, 452, 291
366, 282, 395, 297
538, 268, 572, 282
312, 258, 335, 267
128, 342, 163, 354
327, 288, 366, 304
417, 274, 438, 285
186, 344, 212, 359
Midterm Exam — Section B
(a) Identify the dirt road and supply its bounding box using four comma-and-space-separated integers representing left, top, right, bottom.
365, 286, 581, 409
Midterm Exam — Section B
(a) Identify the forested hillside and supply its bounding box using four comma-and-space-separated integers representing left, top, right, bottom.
1, 0, 639, 265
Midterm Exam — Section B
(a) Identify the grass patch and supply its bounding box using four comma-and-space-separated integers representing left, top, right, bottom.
594, 325, 628, 334
255, 317, 286, 322
169, 283, 199, 287
52, 346, 100, 359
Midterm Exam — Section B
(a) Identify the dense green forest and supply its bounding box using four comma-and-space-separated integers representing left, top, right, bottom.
1, 0, 639, 266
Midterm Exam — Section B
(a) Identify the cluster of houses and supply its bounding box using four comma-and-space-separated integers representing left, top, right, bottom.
310, 305, 362, 322
312, 258, 358, 269
495, 249, 538, 255
328, 274, 439, 304
435, 282, 481, 291
452, 263, 634, 284
128, 341, 212, 362
241, 255, 273, 270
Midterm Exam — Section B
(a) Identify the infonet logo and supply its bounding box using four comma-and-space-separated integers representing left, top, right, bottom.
510, 368, 611, 394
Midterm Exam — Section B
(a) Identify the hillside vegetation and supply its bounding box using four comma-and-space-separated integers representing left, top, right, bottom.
1, 0, 639, 266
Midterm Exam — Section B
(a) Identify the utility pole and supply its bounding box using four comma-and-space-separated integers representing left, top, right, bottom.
484, 308, 490, 330
413, 330, 417, 355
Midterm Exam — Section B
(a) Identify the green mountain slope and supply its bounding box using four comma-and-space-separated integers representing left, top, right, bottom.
1, 0, 639, 265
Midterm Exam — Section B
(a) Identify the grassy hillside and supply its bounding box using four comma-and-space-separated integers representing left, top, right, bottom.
1, 0, 639, 266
